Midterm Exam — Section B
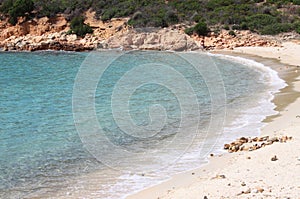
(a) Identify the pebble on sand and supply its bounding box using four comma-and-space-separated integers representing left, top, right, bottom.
271, 155, 278, 161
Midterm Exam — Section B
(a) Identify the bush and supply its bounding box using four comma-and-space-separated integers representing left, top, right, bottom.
246, 14, 278, 32
184, 21, 210, 36
223, 24, 230, 30
296, 26, 300, 34
192, 15, 202, 23
294, 22, 300, 34
5, 0, 34, 25
69, 16, 93, 37
293, 0, 300, 5
184, 27, 194, 35
240, 22, 249, 30
194, 21, 209, 36
232, 25, 241, 30
0, 0, 14, 13
229, 30, 236, 36
261, 23, 292, 35
164, 10, 179, 25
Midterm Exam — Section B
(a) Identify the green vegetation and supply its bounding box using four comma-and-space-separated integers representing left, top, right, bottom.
0, 0, 300, 35
229, 30, 236, 36
68, 16, 93, 37
0, 0, 34, 25
184, 21, 210, 36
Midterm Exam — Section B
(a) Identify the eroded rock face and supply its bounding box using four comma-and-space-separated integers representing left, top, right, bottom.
0, 16, 68, 40
193, 30, 281, 50
105, 28, 200, 51
0, 12, 281, 52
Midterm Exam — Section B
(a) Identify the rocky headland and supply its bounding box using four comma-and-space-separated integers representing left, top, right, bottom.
0, 11, 292, 52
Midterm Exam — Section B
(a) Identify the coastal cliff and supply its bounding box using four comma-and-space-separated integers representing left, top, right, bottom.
0, 11, 290, 52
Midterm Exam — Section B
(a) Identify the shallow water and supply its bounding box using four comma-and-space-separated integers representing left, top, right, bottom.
0, 51, 285, 198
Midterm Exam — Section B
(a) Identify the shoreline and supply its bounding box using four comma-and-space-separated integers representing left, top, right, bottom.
127, 42, 300, 198
1, 43, 299, 198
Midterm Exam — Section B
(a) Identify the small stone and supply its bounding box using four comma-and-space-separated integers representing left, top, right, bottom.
270, 137, 279, 142
255, 186, 264, 193
239, 137, 248, 143
204, 196, 208, 199
210, 153, 214, 157
258, 136, 269, 142
246, 156, 251, 159
271, 155, 278, 161
244, 188, 251, 194
218, 174, 226, 179
237, 188, 251, 196
224, 144, 230, 150
192, 172, 195, 175
241, 182, 246, 186
212, 174, 226, 179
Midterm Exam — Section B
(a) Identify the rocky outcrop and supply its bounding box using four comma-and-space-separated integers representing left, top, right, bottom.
0, 15, 68, 40
193, 30, 281, 50
0, 12, 129, 51
0, 32, 98, 51
0, 10, 283, 52
104, 28, 200, 51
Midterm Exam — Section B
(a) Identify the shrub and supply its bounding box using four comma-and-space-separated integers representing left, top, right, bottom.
0, 0, 14, 13
240, 22, 249, 30
232, 25, 241, 30
194, 21, 209, 36
184, 27, 194, 35
294, 22, 300, 34
184, 21, 209, 36
6, 0, 34, 25
246, 14, 278, 32
192, 15, 202, 23
261, 23, 292, 35
296, 26, 300, 34
164, 10, 179, 25
293, 0, 300, 5
224, 24, 230, 30
229, 30, 236, 36
69, 16, 93, 37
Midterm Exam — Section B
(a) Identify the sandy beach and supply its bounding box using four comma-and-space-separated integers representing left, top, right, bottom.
128, 41, 300, 199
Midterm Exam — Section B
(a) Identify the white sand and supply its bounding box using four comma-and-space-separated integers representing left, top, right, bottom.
128, 41, 300, 199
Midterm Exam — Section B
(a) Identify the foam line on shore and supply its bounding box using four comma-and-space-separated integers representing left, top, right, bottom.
125, 52, 288, 199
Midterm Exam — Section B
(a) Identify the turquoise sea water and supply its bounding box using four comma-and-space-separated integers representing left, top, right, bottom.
0, 51, 284, 198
